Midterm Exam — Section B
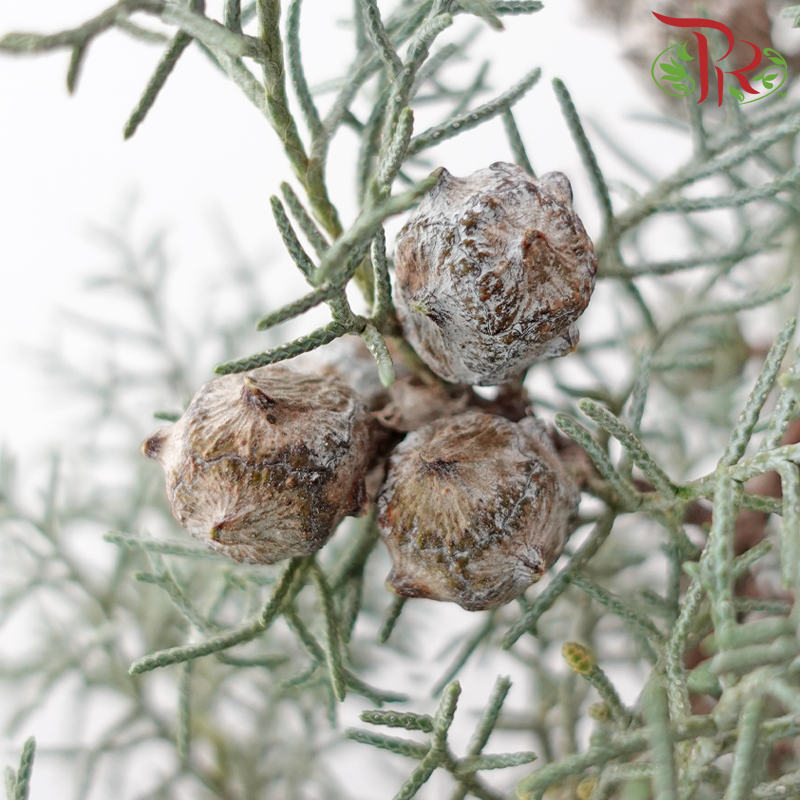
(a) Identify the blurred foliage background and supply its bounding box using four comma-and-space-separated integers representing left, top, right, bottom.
3, 1, 800, 799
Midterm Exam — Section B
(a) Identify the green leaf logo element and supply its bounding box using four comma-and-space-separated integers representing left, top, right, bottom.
651, 44, 695, 97
730, 86, 745, 102
764, 48, 787, 66
677, 40, 693, 61
740, 66, 787, 104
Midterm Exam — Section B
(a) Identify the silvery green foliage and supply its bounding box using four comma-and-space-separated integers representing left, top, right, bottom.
3, 2, 800, 800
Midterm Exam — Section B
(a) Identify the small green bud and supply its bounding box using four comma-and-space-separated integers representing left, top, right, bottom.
562, 641, 596, 675
588, 702, 612, 722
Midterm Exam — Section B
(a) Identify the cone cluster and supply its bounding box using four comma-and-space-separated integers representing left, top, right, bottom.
144, 163, 597, 610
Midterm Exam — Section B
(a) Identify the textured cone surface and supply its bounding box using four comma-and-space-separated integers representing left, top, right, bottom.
395, 162, 597, 385
377, 411, 580, 610
142, 365, 372, 563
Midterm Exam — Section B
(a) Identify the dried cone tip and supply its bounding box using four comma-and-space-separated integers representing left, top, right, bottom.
143, 365, 373, 564
377, 411, 580, 610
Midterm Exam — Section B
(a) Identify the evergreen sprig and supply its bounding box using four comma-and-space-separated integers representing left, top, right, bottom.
347, 678, 536, 800
3, 1, 800, 798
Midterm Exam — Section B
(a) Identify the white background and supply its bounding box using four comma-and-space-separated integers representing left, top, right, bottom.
0, 0, 664, 462
2, 3, 800, 798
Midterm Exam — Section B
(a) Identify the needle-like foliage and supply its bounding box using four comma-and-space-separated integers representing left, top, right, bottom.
3, 2, 800, 799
